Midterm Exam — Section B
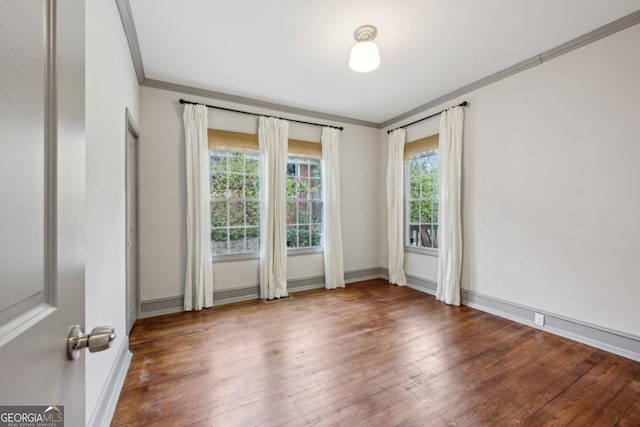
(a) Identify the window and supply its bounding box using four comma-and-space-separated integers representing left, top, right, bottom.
286, 156, 323, 249
208, 128, 323, 256
405, 134, 439, 250
210, 150, 260, 255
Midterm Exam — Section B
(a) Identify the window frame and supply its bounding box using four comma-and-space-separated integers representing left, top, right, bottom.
208, 129, 324, 260
404, 148, 439, 257
286, 155, 324, 251
209, 149, 261, 258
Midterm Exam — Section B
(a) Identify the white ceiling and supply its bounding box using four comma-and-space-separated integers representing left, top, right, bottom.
129, 0, 640, 124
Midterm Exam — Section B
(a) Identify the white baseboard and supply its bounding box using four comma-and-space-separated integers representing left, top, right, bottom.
139, 268, 384, 318
460, 289, 640, 363
88, 337, 132, 427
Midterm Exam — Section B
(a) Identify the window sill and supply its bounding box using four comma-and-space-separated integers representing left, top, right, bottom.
287, 246, 323, 257
405, 246, 438, 257
211, 246, 323, 263
212, 252, 259, 263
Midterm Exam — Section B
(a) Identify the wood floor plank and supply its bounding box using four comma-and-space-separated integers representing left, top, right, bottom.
111, 279, 640, 426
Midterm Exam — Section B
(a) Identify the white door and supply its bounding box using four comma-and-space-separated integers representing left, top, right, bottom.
0, 0, 87, 424
125, 117, 139, 334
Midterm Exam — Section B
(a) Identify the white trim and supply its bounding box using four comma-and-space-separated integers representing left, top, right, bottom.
403, 275, 640, 362
139, 268, 383, 318
379, 10, 640, 128
88, 337, 132, 426
461, 289, 640, 362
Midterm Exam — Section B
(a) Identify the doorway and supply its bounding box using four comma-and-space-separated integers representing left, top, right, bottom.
125, 109, 140, 334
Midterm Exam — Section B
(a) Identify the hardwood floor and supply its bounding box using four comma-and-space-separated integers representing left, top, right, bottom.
112, 279, 640, 426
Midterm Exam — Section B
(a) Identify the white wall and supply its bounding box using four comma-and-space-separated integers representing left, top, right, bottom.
85, 0, 139, 422
139, 86, 380, 301
381, 25, 640, 337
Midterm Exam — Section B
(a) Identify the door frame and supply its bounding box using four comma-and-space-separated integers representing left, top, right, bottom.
125, 108, 140, 334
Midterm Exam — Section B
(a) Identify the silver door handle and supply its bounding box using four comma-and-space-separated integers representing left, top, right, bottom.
67, 325, 116, 360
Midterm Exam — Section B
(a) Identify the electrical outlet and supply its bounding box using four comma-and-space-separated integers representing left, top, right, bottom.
534, 313, 545, 326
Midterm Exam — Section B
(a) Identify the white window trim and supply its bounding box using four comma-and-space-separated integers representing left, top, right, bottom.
404, 152, 439, 256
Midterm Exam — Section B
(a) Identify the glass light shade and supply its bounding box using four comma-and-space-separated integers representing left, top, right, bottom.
349, 41, 380, 73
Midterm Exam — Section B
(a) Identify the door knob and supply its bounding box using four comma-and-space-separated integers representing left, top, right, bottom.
67, 325, 116, 360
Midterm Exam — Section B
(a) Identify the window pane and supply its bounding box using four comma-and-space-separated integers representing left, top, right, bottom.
286, 200, 296, 224
298, 226, 310, 247
211, 201, 227, 227
211, 229, 228, 255
410, 201, 419, 223
246, 201, 259, 226
287, 225, 298, 248
420, 200, 432, 223
310, 178, 322, 200
245, 154, 259, 175
299, 162, 310, 179
310, 162, 321, 178
297, 178, 309, 199
210, 153, 227, 174
421, 174, 436, 198
311, 224, 322, 247
229, 152, 244, 173
433, 200, 439, 223
409, 164, 420, 199
228, 174, 244, 198
426, 152, 439, 173
420, 226, 433, 248
286, 176, 296, 197
432, 225, 438, 248
246, 227, 259, 251
210, 173, 227, 199
287, 163, 296, 177
228, 201, 245, 226
229, 228, 245, 252
408, 224, 419, 245
311, 201, 322, 223
431, 174, 439, 197
297, 201, 310, 224
246, 175, 259, 199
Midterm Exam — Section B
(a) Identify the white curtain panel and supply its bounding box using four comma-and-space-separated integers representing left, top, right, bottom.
321, 127, 345, 289
259, 116, 289, 299
183, 104, 213, 311
386, 129, 407, 286
436, 106, 464, 305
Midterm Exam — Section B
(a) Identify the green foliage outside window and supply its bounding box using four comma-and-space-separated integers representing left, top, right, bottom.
407, 150, 439, 249
210, 150, 260, 255
209, 151, 323, 255
286, 157, 322, 249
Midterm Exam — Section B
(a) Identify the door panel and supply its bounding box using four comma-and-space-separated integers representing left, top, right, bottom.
0, 0, 86, 423
0, 0, 47, 326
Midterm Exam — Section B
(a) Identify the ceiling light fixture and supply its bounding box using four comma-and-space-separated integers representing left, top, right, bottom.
349, 25, 380, 73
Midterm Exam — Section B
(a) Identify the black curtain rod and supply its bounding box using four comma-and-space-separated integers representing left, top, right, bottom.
179, 99, 344, 131
387, 101, 468, 134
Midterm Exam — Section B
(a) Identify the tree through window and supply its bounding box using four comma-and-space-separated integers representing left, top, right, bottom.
286, 156, 323, 249
210, 150, 260, 255
406, 149, 439, 249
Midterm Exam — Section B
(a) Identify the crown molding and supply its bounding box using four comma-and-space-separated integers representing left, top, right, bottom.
115, 0, 144, 83
116, 2, 640, 130
380, 9, 640, 128
141, 78, 379, 128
